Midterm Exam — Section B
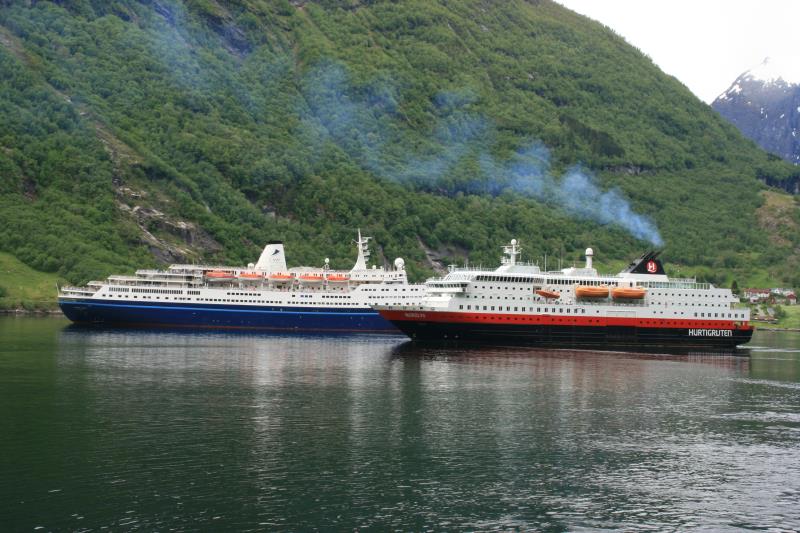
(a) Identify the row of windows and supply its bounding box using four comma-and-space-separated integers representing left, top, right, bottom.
463, 293, 728, 308
362, 288, 422, 292
105, 294, 410, 306
473, 277, 619, 286
108, 294, 374, 306
130, 288, 182, 294
460, 305, 589, 313
696, 312, 743, 319
454, 304, 745, 320
475, 275, 534, 283
650, 292, 727, 298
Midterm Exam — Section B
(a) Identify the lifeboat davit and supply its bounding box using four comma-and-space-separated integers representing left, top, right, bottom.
205, 270, 235, 281
269, 272, 294, 282
536, 289, 560, 299
326, 273, 350, 283
612, 287, 646, 299
298, 273, 324, 283
575, 285, 609, 298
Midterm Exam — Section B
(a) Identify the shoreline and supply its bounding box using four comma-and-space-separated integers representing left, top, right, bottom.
0, 309, 64, 316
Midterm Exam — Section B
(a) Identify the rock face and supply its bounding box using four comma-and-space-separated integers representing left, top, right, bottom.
712, 58, 800, 165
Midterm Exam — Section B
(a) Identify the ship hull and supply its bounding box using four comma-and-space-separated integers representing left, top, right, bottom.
59, 298, 400, 333
379, 311, 753, 350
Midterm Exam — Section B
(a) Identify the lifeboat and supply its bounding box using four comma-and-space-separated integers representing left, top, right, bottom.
575, 285, 609, 298
268, 272, 294, 282
205, 270, 235, 281
298, 273, 324, 283
535, 289, 560, 299
326, 273, 350, 283
238, 272, 262, 280
612, 287, 646, 299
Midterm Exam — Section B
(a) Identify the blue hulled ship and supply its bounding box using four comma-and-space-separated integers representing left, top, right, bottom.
59, 232, 423, 333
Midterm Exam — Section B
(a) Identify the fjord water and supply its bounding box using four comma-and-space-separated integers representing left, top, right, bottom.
1, 317, 799, 531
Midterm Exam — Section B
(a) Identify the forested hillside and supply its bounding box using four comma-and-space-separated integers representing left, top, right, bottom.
1, 0, 799, 288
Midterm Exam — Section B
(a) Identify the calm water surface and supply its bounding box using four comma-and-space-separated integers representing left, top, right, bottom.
1, 317, 799, 531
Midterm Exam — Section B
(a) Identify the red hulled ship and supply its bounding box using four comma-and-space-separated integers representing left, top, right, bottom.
375, 240, 753, 350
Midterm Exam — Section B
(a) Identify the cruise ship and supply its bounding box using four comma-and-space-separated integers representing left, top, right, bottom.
375, 240, 753, 349
58, 232, 423, 332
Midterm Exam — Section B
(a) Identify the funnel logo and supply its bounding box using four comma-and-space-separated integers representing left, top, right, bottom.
272, 249, 280, 255
646, 260, 658, 273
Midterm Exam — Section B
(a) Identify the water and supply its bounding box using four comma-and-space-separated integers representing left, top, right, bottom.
1, 317, 799, 531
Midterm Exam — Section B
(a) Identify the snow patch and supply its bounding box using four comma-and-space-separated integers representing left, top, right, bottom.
715, 83, 742, 102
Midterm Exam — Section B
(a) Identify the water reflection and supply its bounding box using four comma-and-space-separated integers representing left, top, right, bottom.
0, 319, 798, 531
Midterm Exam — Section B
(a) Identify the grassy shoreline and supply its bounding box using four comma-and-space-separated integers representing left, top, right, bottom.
0, 252, 62, 312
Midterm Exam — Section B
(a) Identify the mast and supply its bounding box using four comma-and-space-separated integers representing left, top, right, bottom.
500, 239, 521, 267
352, 229, 371, 271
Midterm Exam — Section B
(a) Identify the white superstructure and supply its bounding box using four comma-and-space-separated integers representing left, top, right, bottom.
59, 231, 424, 312
383, 240, 750, 325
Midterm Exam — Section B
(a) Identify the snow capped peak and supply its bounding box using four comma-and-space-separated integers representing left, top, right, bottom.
716, 57, 800, 102
742, 57, 800, 87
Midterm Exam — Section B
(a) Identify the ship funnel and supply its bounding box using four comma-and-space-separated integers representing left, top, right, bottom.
585, 248, 594, 269
255, 240, 288, 273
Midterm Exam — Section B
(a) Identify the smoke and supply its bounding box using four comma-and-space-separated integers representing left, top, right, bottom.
299, 62, 664, 247
504, 146, 664, 246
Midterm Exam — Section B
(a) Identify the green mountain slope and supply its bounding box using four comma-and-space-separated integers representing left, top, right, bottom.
1, 0, 798, 287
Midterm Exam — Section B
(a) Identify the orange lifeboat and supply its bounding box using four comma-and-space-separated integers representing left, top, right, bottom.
612, 287, 646, 299
238, 272, 262, 280
326, 274, 350, 282
575, 285, 609, 298
269, 272, 294, 282
205, 270, 235, 281
536, 289, 560, 299
298, 273, 324, 283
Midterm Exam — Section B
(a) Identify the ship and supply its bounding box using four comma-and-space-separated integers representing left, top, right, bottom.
375, 240, 753, 350
58, 231, 423, 332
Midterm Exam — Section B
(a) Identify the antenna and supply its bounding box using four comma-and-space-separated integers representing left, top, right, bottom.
500, 239, 521, 266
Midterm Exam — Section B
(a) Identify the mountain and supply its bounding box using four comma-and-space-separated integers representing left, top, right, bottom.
1, 0, 799, 290
713, 58, 800, 173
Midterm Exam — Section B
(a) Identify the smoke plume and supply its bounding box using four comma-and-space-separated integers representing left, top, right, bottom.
300, 62, 664, 247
